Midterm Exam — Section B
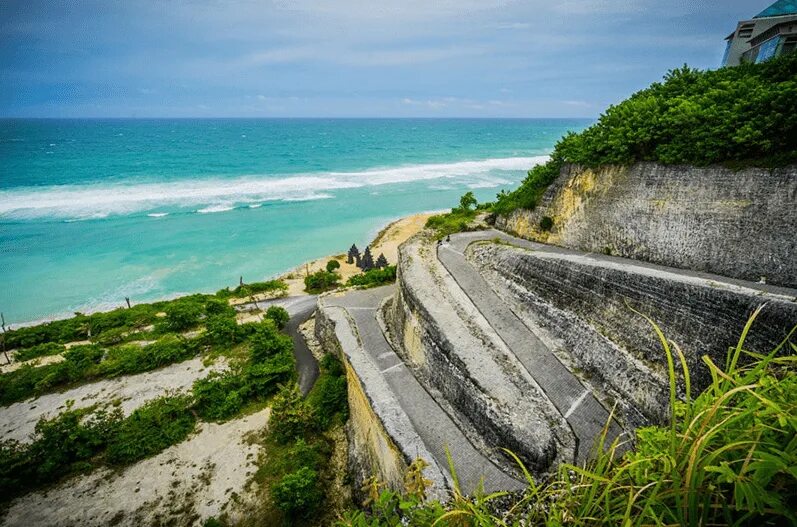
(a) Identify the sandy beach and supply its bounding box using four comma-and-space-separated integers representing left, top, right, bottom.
278, 212, 439, 296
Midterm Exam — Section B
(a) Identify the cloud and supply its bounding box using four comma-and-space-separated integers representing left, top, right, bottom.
563, 100, 592, 108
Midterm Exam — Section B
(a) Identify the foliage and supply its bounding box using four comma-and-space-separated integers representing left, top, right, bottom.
216, 280, 288, 299
270, 384, 317, 444
338, 310, 797, 526
272, 466, 323, 517
495, 52, 797, 214
347, 266, 397, 289
0, 406, 123, 499
425, 209, 478, 239
97, 335, 197, 378
304, 270, 340, 294
459, 191, 477, 211
160, 298, 204, 332
205, 314, 242, 347
0, 344, 104, 405
265, 305, 290, 330
326, 259, 341, 273
192, 371, 248, 421
12, 342, 65, 362
307, 354, 348, 429
539, 216, 554, 232
106, 395, 196, 465
250, 320, 293, 364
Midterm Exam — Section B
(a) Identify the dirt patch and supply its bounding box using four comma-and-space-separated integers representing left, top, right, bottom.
0, 357, 228, 444
2, 409, 270, 527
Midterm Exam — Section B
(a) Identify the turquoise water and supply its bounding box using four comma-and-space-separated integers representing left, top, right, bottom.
1, 119, 589, 325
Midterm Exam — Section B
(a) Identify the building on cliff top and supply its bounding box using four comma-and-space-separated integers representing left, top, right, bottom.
722, 0, 797, 66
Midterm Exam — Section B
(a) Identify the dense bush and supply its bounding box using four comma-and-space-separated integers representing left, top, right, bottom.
192, 371, 247, 421
106, 395, 196, 465
307, 354, 348, 429
205, 314, 242, 347
347, 266, 397, 289
0, 344, 104, 405
96, 335, 197, 378
215, 280, 288, 299
495, 52, 797, 214
425, 208, 478, 239
270, 385, 317, 444
326, 260, 341, 273
250, 320, 294, 364
304, 270, 340, 294
160, 299, 204, 332
13, 342, 65, 362
272, 466, 323, 517
265, 305, 290, 330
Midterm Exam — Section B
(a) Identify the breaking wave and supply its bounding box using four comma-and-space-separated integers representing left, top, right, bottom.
0, 156, 547, 220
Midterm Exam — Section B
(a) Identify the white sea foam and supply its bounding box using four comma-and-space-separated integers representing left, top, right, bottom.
0, 156, 548, 220
147, 212, 169, 218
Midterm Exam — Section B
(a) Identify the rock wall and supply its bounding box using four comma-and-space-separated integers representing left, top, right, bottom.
470, 243, 797, 421
314, 300, 448, 501
385, 233, 575, 473
496, 163, 797, 288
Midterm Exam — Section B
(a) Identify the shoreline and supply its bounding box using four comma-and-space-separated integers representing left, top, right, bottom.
6, 211, 443, 329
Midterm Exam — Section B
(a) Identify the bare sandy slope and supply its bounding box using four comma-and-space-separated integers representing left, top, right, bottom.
0, 357, 227, 444
280, 212, 438, 296
2, 408, 269, 527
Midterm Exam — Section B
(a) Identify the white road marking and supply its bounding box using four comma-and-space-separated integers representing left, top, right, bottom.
564, 389, 591, 419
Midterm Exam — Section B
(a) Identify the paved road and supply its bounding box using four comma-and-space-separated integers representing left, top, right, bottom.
236, 295, 320, 395
324, 286, 523, 494
439, 232, 625, 464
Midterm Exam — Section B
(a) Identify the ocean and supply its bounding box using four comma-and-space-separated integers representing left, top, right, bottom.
0, 118, 590, 325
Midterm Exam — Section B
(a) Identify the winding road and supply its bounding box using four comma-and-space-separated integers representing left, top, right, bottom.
323, 287, 524, 494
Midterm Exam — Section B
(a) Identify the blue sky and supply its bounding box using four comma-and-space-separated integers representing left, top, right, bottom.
0, 1, 775, 118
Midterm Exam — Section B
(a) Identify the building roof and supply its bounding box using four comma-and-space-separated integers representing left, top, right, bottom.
755, 0, 797, 19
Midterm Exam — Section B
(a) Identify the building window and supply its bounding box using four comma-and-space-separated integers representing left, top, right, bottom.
756, 36, 781, 63
738, 23, 755, 39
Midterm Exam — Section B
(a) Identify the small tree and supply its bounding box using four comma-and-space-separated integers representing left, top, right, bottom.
375, 253, 388, 269
272, 466, 322, 517
326, 259, 340, 273
250, 320, 293, 363
266, 305, 290, 330
459, 191, 477, 212
361, 247, 374, 271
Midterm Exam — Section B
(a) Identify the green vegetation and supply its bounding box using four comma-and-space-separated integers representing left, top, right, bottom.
495, 52, 797, 214
0, 313, 298, 502
339, 310, 797, 526
326, 259, 341, 273
304, 270, 340, 294
215, 279, 288, 299
425, 190, 493, 238
12, 342, 65, 362
347, 266, 397, 289
254, 353, 350, 524
266, 305, 290, 330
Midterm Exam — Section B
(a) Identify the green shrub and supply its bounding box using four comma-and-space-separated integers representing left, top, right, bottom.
304, 270, 340, 294
425, 209, 477, 239
204, 298, 236, 318
97, 335, 195, 378
13, 342, 65, 362
270, 385, 316, 444
272, 466, 322, 517
216, 280, 288, 299
265, 306, 290, 330
106, 395, 195, 465
495, 52, 797, 214
307, 355, 348, 429
205, 314, 241, 347
347, 266, 397, 289
326, 260, 341, 273
243, 352, 295, 396
250, 320, 293, 364
160, 299, 204, 332
193, 371, 248, 421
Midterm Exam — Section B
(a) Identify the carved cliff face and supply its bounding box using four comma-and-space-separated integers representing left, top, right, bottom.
497, 162, 797, 288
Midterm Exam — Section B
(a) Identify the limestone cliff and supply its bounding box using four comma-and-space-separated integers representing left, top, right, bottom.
496, 163, 797, 288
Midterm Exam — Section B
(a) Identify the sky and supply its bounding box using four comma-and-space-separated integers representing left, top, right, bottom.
0, 0, 777, 118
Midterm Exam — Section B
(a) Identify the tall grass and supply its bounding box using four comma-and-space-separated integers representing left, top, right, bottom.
339, 308, 797, 526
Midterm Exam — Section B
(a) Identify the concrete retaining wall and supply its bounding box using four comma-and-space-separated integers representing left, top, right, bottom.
385, 233, 575, 473
496, 163, 797, 288
314, 300, 448, 501
471, 243, 797, 421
